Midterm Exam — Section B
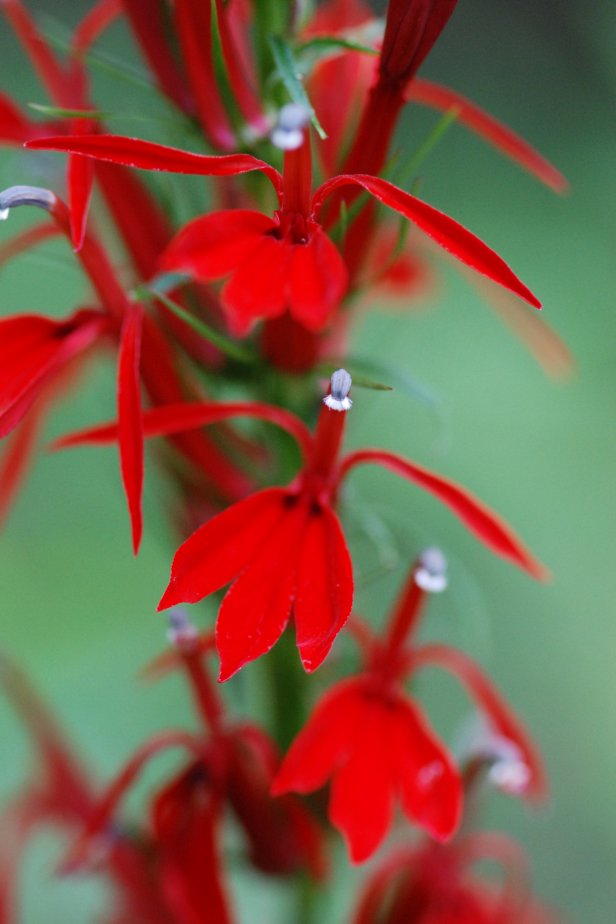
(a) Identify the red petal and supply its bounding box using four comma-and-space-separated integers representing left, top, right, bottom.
294, 506, 354, 672
25, 134, 283, 197
158, 488, 289, 610
409, 79, 568, 194
72, 0, 122, 57
314, 174, 541, 308
392, 697, 461, 840
0, 222, 61, 268
329, 697, 396, 862
117, 302, 144, 554
159, 210, 274, 280
0, 395, 45, 527
338, 449, 548, 580
121, 0, 193, 115
0, 310, 104, 437
2, 0, 69, 104
68, 148, 94, 252
174, 0, 236, 149
272, 679, 365, 795
51, 401, 313, 463
413, 643, 547, 801
0, 92, 36, 143
216, 499, 309, 681
61, 731, 201, 872
221, 235, 292, 334
288, 226, 348, 331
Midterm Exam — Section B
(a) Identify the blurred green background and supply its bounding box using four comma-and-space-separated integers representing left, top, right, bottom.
0, 1, 614, 921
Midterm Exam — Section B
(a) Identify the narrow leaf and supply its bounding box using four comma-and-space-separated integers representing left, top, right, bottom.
269, 35, 327, 139
133, 286, 255, 365
409, 79, 569, 194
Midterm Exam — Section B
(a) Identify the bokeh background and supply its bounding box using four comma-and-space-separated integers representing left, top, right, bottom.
0, 1, 614, 921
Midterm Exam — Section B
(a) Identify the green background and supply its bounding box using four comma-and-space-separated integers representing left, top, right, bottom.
0, 1, 614, 921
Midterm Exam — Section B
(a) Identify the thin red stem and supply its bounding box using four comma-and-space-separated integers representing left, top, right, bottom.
180, 647, 224, 734
282, 135, 312, 217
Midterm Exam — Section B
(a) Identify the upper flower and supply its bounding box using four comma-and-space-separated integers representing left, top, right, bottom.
26, 124, 543, 337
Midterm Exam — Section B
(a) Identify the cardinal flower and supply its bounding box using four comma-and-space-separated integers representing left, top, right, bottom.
27, 113, 542, 336
273, 549, 546, 862
352, 833, 562, 924
54, 370, 546, 682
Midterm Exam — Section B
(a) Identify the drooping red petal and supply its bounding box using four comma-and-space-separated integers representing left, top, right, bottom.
329, 697, 396, 862
158, 488, 290, 611
0, 222, 61, 268
0, 92, 37, 143
409, 79, 568, 194
72, 0, 122, 57
61, 731, 201, 872
314, 174, 542, 308
0, 391, 46, 527
2, 0, 70, 105
216, 499, 309, 681
174, 0, 235, 149
26, 134, 283, 197
51, 400, 313, 462
68, 145, 94, 251
121, 0, 193, 115
392, 697, 461, 840
159, 210, 275, 280
0, 310, 105, 438
337, 449, 548, 580
272, 679, 365, 795
221, 235, 292, 334
294, 506, 354, 672
288, 226, 348, 331
412, 643, 547, 800
152, 764, 233, 924
117, 302, 144, 554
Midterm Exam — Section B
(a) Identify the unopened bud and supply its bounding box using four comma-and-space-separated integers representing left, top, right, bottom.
166, 607, 198, 649
0, 184, 57, 216
323, 368, 352, 411
415, 547, 448, 593
271, 103, 311, 151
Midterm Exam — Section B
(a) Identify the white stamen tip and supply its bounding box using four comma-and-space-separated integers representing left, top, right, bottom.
323, 368, 352, 412
415, 546, 448, 593
0, 185, 57, 215
166, 607, 198, 649
271, 103, 311, 151
488, 757, 531, 795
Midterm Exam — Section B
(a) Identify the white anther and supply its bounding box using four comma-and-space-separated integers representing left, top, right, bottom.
415, 546, 448, 593
271, 103, 311, 151
488, 756, 531, 795
323, 368, 352, 411
166, 607, 198, 649
0, 185, 57, 215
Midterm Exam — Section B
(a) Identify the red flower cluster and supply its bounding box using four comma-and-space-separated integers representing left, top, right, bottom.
0, 0, 566, 920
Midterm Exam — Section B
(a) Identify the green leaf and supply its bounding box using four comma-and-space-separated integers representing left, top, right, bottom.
268, 36, 327, 140
132, 286, 256, 365
28, 103, 108, 120
297, 34, 378, 68
394, 106, 460, 186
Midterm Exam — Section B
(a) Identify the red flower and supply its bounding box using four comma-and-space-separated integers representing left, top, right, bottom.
0, 308, 107, 438
273, 550, 545, 863
275, 676, 460, 862
54, 370, 546, 682
26, 123, 542, 336
352, 833, 562, 924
